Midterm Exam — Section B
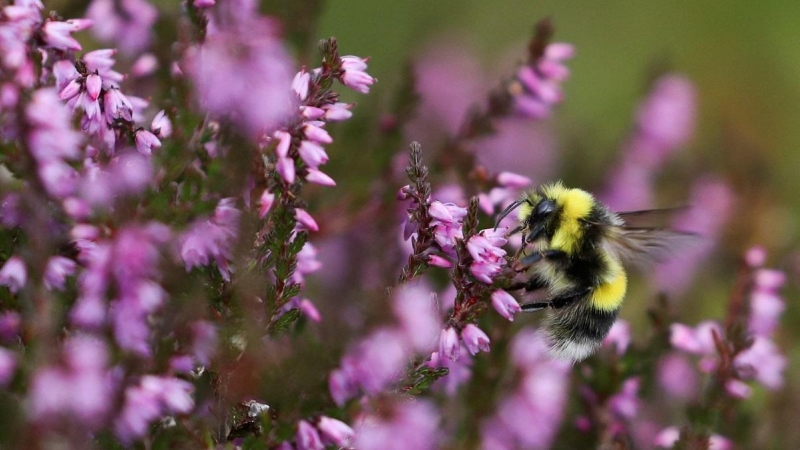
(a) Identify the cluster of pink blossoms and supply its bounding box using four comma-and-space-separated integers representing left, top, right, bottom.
667, 247, 786, 400
513, 42, 575, 119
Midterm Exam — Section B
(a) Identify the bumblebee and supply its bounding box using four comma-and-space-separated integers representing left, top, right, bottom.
496, 182, 691, 361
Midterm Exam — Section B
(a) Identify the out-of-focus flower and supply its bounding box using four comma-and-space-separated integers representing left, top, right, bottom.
115, 375, 194, 442
179, 199, 240, 280
295, 208, 319, 232
296, 420, 324, 450
603, 319, 631, 355
733, 336, 786, 390
512, 42, 574, 119
317, 416, 354, 447
657, 352, 699, 401
748, 268, 785, 338
654, 427, 732, 450
29, 336, 113, 430
601, 74, 696, 211
393, 285, 441, 352
0, 348, 16, 387
482, 329, 570, 450
354, 399, 439, 450
654, 178, 733, 296
0, 256, 26, 293
426, 348, 473, 395
608, 377, 640, 420
329, 328, 410, 404
86, 0, 157, 55
0, 312, 21, 342
185, 4, 293, 139
461, 324, 490, 355
44, 256, 77, 291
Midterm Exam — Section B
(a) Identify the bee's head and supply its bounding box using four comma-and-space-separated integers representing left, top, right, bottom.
495, 182, 595, 251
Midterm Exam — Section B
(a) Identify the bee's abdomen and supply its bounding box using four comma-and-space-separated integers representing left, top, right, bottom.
544, 300, 619, 361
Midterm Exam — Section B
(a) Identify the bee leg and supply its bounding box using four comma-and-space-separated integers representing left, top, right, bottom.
520, 302, 549, 312
506, 277, 546, 292
519, 249, 568, 266
520, 288, 590, 312
549, 288, 591, 309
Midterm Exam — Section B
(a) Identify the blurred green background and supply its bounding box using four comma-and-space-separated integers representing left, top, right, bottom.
317, 0, 800, 244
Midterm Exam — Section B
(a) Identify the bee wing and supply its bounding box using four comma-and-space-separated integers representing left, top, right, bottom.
615, 207, 689, 228
604, 226, 699, 269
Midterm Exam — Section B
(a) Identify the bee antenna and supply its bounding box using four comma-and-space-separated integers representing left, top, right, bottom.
494, 199, 525, 230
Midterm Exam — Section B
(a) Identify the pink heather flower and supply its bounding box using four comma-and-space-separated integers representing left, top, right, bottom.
328, 368, 358, 406
725, 379, 753, 399
657, 353, 699, 400
354, 399, 439, 450
608, 377, 640, 419
259, 191, 276, 218
0, 256, 26, 293
354, 329, 410, 393
87, 0, 157, 55
439, 327, 460, 361
191, 321, 218, 365
292, 241, 322, 285
655, 428, 731, 450
109, 152, 154, 195
274, 130, 292, 157
749, 268, 786, 337
428, 201, 467, 253
393, 285, 441, 352
194, 0, 215, 7
150, 110, 172, 138
277, 154, 296, 183
298, 140, 329, 168
603, 319, 632, 355
496, 171, 532, 188
462, 324, 490, 356
745, 246, 767, 268
131, 53, 159, 77
0, 348, 16, 387
115, 375, 194, 442
41, 20, 83, 51
303, 122, 333, 144
0, 312, 21, 342
104, 88, 134, 124
491, 290, 521, 321
323, 102, 353, 121
654, 178, 733, 296
600, 75, 696, 211
427, 348, 473, 395
112, 281, 166, 356
636, 75, 696, 153
134, 129, 161, 155
180, 200, 240, 280
317, 416, 354, 447
305, 168, 336, 186
466, 232, 507, 284
85, 73, 102, 100
292, 69, 311, 100
427, 254, 452, 268
295, 208, 319, 232
297, 420, 324, 450
185, 15, 293, 139
26, 88, 83, 161
669, 321, 722, 355
44, 256, 77, 291
339, 56, 376, 94
29, 336, 113, 429
484, 330, 570, 450
734, 336, 786, 390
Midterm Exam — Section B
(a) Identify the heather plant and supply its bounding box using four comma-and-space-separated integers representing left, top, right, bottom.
0, 1, 794, 450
